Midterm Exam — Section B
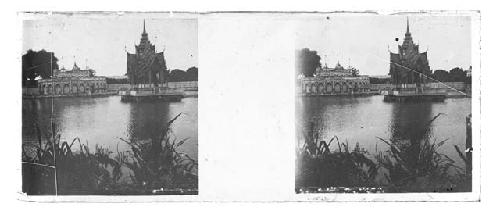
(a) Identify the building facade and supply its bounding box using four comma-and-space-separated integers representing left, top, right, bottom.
38, 63, 107, 96
298, 62, 371, 96
389, 18, 431, 88
126, 21, 167, 86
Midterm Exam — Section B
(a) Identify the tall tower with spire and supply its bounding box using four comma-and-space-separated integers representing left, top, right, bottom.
127, 20, 167, 85
389, 18, 431, 87
402, 17, 414, 49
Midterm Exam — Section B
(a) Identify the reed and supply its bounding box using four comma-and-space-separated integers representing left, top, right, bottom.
296, 122, 378, 191
118, 113, 198, 193
22, 113, 197, 195
375, 138, 463, 192
374, 113, 469, 192
22, 123, 121, 194
296, 114, 471, 193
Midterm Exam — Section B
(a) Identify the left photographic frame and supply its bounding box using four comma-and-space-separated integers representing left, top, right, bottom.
21, 12, 199, 195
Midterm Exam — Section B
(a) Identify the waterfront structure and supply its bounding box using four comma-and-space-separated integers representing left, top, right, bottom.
298, 62, 371, 96
126, 21, 167, 86
389, 18, 431, 88
121, 21, 183, 102
38, 62, 107, 96
384, 18, 445, 102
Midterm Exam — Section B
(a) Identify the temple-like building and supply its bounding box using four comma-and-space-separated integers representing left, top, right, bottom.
389, 18, 431, 88
126, 21, 167, 86
384, 18, 447, 102
298, 62, 370, 96
38, 62, 107, 96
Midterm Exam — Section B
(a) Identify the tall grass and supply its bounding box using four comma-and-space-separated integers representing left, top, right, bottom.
375, 137, 464, 192
296, 123, 378, 191
117, 113, 198, 194
374, 113, 470, 192
296, 114, 472, 193
22, 113, 197, 195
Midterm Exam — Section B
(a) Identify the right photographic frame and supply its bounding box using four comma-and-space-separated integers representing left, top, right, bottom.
295, 12, 479, 196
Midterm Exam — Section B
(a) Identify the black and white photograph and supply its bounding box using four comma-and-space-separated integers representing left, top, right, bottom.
21, 13, 198, 195
4, 0, 500, 215
295, 15, 474, 193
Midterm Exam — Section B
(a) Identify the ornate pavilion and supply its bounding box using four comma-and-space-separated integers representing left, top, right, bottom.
37, 63, 107, 96
298, 62, 371, 96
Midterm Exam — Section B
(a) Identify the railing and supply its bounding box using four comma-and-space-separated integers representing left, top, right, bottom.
371, 82, 470, 92
110, 81, 198, 92
386, 88, 447, 96
119, 87, 184, 96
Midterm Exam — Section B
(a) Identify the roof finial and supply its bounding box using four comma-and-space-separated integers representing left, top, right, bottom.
406, 17, 410, 34
143, 19, 146, 34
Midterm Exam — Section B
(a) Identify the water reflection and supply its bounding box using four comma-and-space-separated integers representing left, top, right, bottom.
388, 102, 434, 145
22, 96, 198, 159
127, 101, 171, 144
296, 95, 470, 166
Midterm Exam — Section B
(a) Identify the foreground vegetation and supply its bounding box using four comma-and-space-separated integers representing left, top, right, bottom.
22, 113, 197, 195
296, 114, 472, 193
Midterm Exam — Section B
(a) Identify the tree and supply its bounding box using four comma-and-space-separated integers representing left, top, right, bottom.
449, 67, 466, 82
167, 67, 198, 82
22, 49, 59, 86
432, 69, 449, 82
369, 77, 391, 84
296, 48, 321, 77
168, 69, 186, 82
105, 77, 129, 84
186, 66, 198, 81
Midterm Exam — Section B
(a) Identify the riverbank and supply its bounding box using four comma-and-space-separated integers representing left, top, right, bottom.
296, 114, 472, 193
296, 95, 472, 193
297, 91, 379, 97
23, 95, 198, 162
23, 90, 199, 99
22, 91, 117, 99
22, 113, 198, 195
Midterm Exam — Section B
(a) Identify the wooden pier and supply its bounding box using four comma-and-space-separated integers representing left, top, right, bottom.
119, 88, 184, 102
383, 94, 446, 102
383, 89, 446, 102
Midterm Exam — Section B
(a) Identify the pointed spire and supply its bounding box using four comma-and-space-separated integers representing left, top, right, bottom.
73, 61, 79, 70
140, 19, 150, 45
406, 17, 410, 34
403, 17, 413, 46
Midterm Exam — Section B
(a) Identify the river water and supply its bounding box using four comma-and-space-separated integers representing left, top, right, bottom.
22, 96, 198, 160
296, 95, 471, 168
23, 94, 470, 170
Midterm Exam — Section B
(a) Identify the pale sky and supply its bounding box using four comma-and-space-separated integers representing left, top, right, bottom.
295, 15, 472, 76
23, 14, 198, 77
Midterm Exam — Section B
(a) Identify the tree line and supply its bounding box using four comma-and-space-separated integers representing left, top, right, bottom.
295, 48, 360, 77
167, 67, 198, 82
368, 67, 471, 84
106, 67, 198, 84
430, 67, 471, 84
22, 49, 59, 87
106, 67, 199, 84
296, 48, 321, 77
297, 48, 472, 84
22, 49, 198, 87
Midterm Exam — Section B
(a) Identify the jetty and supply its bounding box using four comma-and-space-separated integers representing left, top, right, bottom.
119, 84, 184, 102
382, 88, 446, 102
